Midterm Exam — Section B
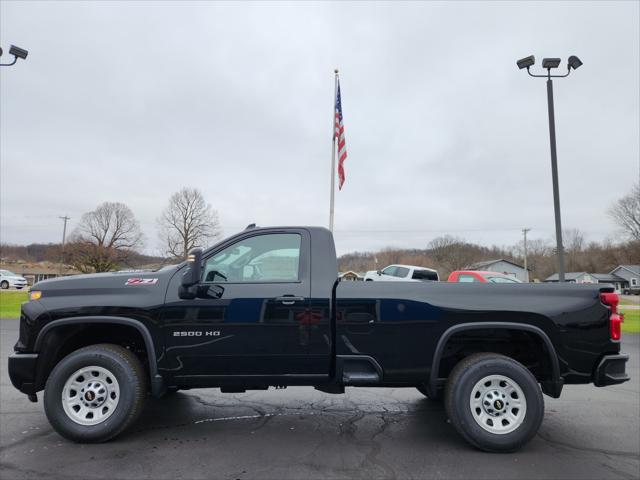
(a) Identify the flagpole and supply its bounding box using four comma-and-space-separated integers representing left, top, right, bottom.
329, 69, 339, 232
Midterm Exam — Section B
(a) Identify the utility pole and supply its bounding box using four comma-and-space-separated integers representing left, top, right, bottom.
59, 216, 70, 276
522, 228, 531, 283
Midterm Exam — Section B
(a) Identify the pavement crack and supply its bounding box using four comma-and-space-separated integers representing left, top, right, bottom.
536, 431, 640, 459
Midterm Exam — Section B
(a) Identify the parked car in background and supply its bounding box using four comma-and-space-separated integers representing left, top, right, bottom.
0, 270, 28, 289
364, 264, 439, 282
448, 270, 522, 283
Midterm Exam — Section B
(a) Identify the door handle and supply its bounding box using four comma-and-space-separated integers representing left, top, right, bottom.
276, 296, 305, 305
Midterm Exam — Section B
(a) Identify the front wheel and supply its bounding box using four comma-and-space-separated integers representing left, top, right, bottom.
44, 344, 147, 442
0, 281, 9, 289
444, 353, 544, 452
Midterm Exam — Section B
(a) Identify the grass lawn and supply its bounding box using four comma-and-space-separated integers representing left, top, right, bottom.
621, 308, 640, 334
0, 290, 28, 318
619, 296, 640, 306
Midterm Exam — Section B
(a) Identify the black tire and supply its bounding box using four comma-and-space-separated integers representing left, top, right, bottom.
416, 384, 442, 401
44, 343, 147, 443
0, 281, 9, 289
444, 353, 544, 452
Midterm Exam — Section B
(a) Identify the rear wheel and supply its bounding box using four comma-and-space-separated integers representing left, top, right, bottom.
44, 344, 147, 442
444, 353, 543, 452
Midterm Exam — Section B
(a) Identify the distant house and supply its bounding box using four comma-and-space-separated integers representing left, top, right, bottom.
544, 266, 639, 294
339, 271, 363, 281
0, 263, 80, 286
610, 265, 639, 292
544, 272, 598, 284
465, 259, 529, 282
591, 273, 629, 293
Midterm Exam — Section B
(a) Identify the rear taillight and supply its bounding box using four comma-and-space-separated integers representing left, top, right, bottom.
600, 292, 623, 341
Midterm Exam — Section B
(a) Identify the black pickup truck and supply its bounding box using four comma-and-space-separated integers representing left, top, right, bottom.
9, 226, 629, 451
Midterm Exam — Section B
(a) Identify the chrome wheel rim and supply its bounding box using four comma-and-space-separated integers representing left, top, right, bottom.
62, 366, 120, 425
469, 374, 527, 435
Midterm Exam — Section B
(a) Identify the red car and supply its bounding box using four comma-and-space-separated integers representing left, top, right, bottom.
448, 270, 523, 283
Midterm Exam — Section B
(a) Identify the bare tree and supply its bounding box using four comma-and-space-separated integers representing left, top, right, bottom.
563, 228, 586, 272
158, 188, 221, 259
608, 183, 640, 241
67, 202, 143, 272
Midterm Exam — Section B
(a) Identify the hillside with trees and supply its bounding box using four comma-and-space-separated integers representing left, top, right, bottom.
338, 234, 640, 281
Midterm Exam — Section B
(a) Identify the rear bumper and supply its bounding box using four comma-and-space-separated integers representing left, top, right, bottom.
8, 353, 38, 394
594, 354, 630, 387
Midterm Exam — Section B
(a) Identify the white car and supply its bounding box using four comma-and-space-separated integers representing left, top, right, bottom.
0, 269, 28, 290
364, 264, 439, 282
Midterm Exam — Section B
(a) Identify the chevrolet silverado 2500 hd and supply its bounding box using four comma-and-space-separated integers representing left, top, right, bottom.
9, 226, 629, 451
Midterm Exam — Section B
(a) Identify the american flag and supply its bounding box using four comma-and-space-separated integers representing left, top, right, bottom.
334, 80, 347, 189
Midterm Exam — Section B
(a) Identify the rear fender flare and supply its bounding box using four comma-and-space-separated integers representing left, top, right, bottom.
428, 322, 561, 397
34, 316, 165, 396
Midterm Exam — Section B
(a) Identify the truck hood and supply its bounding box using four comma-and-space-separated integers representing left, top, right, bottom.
33, 265, 181, 292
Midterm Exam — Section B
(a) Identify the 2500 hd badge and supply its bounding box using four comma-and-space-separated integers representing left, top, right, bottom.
172, 330, 221, 337
8, 226, 629, 452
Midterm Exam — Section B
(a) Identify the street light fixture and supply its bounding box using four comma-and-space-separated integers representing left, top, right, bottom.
516, 54, 583, 283
541, 58, 561, 69
517, 55, 536, 70
568, 56, 583, 71
0, 44, 29, 66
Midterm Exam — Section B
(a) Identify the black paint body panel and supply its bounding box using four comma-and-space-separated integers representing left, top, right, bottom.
9, 226, 627, 395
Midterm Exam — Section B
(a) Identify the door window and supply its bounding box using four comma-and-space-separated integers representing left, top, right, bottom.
394, 267, 410, 278
458, 275, 478, 283
203, 234, 302, 283
412, 269, 438, 281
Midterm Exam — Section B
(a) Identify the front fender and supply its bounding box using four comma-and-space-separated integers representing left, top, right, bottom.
34, 316, 165, 397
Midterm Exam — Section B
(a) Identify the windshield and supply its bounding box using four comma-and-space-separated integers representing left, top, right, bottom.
487, 276, 521, 283
0, 270, 16, 276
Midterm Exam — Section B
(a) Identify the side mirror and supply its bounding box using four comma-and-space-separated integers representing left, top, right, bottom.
179, 248, 203, 299
377, 270, 382, 276
183, 248, 203, 286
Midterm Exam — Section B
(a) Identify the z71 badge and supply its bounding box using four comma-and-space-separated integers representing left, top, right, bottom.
125, 278, 159, 286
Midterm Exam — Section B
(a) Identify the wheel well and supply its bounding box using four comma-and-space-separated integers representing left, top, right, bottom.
437, 328, 554, 384
35, 324, 150, 391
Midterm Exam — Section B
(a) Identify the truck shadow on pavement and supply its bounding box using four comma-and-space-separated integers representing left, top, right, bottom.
128, 388, 464, 449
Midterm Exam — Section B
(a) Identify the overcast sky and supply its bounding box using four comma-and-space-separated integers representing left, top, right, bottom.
1, 1, 638, 256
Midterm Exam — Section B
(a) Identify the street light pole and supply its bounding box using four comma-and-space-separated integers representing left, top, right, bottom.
545, 79, 565, 282
516, 55, 582, 283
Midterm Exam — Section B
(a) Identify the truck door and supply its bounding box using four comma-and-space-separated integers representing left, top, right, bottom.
161, 230, 323, 379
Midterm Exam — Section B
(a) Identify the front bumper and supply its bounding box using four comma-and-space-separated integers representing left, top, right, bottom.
8, 352, 38, 394
594, 353, 630, 387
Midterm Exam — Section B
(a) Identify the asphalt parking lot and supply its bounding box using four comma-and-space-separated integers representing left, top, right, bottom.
1, 318, 638, 480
